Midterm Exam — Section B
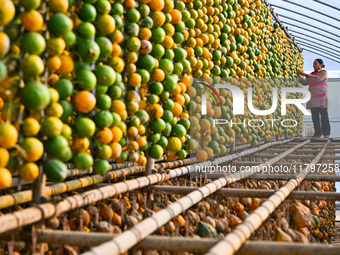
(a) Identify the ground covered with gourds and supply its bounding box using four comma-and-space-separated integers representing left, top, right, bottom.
0, 168, 335, 254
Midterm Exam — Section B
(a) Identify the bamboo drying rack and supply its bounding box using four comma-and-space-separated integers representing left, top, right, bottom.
1, 137, 340, 255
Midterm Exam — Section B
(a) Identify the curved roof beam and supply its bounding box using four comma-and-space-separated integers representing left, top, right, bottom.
270, 4, 340, 31
279, 14, 340, 39
300, 48, 340, 65
295, 40, 340, 58
283, 21, 339, 43
293, 38, 340, 58
298, 47, 340, 65
291, 33, 340, 54
281, 0, 340, 23
289, 30, 340, 50
312, 0, 340, 12
296, 41, 340, 60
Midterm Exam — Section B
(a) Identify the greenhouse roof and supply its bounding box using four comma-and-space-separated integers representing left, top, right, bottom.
267, 0, 340, 64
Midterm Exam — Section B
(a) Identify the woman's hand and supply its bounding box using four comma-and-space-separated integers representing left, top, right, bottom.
297, 70, 308, 77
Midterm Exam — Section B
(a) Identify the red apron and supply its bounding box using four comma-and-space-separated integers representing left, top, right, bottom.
307, 72, 328, 109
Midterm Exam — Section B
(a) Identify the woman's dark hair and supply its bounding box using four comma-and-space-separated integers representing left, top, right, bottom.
315, 59, 325, 68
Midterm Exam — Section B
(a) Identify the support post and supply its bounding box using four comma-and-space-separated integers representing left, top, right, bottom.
31, 167, 45, 206
230, 139, 235, 153
146, 156, 155, 175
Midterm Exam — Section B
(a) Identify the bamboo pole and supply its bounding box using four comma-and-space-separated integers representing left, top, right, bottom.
39, 230, 113, 246
9, 162, 136, 189
0, 165, 144, 209
308, 142, 340, 145
0, 162, 202, 234
253, 154, 340, 160
0, 139, 293, 235
250, 173, 340, 181
151, 186, 340, 201
7, 157, 192, 207
205, 140, 331, 255
2, 230, 339, 255
40, 231, 340, 254
82, 139, 307, 255
235, 161, 337, 167
267, 149, 340, 153
204, 172, 340, 182
9, 157, 184, 189
138, 237, 339, 255
234, 241, 340, 255
153, 139, 267, 171
155, 158, 196, 170
279, 144, 340, 149
66, 161, 136, 177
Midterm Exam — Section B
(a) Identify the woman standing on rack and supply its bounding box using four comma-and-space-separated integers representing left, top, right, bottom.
298, 59, 330, 138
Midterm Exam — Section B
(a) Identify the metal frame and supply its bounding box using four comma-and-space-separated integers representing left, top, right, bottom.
282, 0, 340, 23
295, 41, 340, 60
300, 48, 340, 64
313, 0, 340, 12
297, 40, 340, 64
296, 43, 340, 62
297, 42, 339, 59
295, 41, 340, 61
287, 31, 340, 61
268, 3, 340, 61
296, 41, 340, 61
278, 14, 340, 40
270, 4, 340, 31
296, 42, 340, 63
283, 21, 340, 46
289, 29, 340, 50
297, 39, 339, 60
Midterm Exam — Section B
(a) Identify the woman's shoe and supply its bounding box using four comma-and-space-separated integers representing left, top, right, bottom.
324, 135, 330, 138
